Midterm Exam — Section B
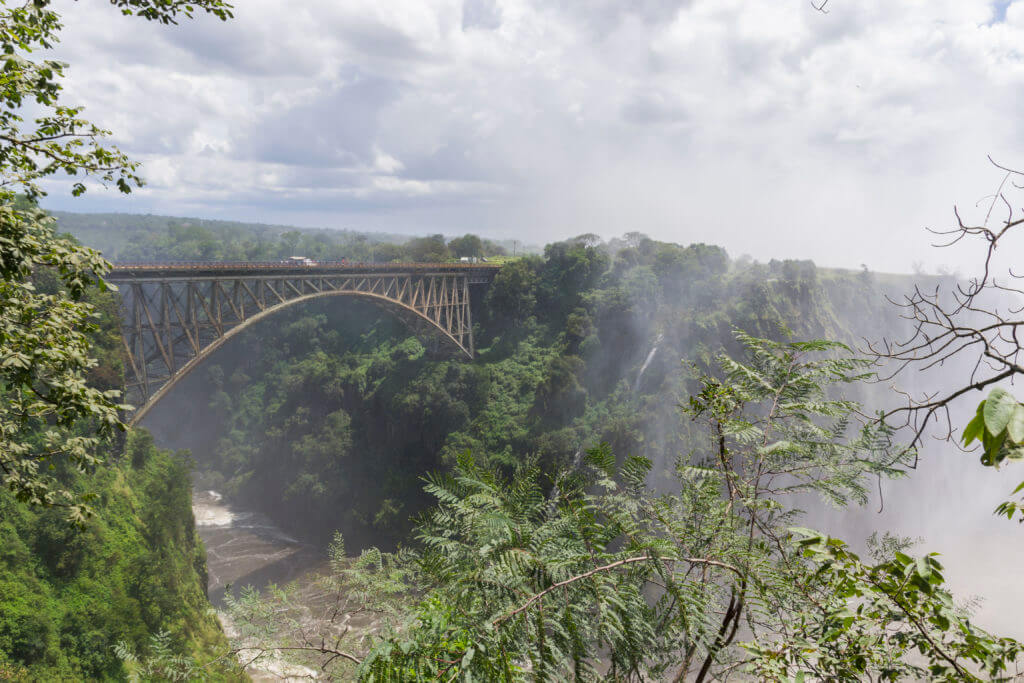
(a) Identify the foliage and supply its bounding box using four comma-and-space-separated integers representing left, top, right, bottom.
0, 430, 233, 680
143, 231, 900, 555
222, 532, 415, 680
213, 332, 1020, 682
485, 256, 540, 329
688, 333, 911, 505
745, 530, 1023, 681
962, 388, 1024, 468
405, 234, 450, 262
962, 387, 1024, 522
448, 233, 484, 258
0, 0, 231, 519
74, 209, 1005, 681
0, 201, 125, 520
56, 207, 520, 264
115, 630, 204, 682
1, 211, 239, 680
0, 225, 125, 520
355, 448, 668, 681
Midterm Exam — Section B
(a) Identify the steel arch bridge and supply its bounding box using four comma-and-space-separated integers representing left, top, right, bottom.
107, 262, 500, 424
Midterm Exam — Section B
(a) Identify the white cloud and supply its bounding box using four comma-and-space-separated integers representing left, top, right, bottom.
36, 0, 1024, 271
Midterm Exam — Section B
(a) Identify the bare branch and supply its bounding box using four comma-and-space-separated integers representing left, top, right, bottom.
867, 158, 1024, 452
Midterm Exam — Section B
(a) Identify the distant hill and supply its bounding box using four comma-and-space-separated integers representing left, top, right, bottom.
50, 210, 538, 262
50, 211, 413, 260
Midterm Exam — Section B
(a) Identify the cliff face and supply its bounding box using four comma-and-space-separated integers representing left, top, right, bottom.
0, 431, 229, 680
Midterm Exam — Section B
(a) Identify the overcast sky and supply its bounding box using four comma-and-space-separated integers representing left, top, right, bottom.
39, 0, 1024, 272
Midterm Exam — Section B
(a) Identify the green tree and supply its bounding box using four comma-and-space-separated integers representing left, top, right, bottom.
371, 242, 406, 262
481, 238, 508, 256
279, 229, 301, 256
407, 234, 449, 262
447, 233, 483, 258
746, 531, 1022, 681
0, 0, 232, 520
484, 256, 539, 327
537, 240, 608, 318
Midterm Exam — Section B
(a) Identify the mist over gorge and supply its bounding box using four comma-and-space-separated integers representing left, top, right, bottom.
3, 199, 1023, 679
138, 235, 880, 549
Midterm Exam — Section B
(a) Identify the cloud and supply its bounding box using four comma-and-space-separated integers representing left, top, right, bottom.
36, 0, 1024, 271
241, 73, 405, 168
462, 0, 502, 30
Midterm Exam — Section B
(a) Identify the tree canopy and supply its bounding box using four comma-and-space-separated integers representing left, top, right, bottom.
0, 0, 232, 518
222, 333, 1022, 681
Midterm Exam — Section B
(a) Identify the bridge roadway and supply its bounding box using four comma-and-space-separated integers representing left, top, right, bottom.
108, 260, 501, 282
107, 261, 501, 423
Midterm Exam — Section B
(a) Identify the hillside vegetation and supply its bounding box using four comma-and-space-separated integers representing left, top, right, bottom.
139, 230, 905, 551
0, 433, 231, 680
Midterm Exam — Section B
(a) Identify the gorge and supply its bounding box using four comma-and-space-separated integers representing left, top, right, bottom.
3, 212, 1023, 679
4, 2, 1024, 678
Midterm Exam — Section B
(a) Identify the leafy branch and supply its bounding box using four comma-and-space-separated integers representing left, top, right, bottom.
0, 0, 233, 517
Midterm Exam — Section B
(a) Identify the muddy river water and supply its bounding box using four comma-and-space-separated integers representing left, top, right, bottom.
193, 490, 335, 679
192, 489, 327, 607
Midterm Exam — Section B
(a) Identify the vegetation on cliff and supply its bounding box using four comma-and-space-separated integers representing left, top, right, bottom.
44, 210, 1024, 680
0, 432, 232, 680
142, 231, 896, 551
0, 246, 234, 679
223, 334, 1021, 681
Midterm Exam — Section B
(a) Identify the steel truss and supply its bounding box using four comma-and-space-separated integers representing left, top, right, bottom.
108, 267, 491, 423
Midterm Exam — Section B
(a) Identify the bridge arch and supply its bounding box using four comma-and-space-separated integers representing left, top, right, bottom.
108, 264, 498, 425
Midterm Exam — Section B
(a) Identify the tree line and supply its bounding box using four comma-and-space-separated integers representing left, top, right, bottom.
54, 210, 515, 264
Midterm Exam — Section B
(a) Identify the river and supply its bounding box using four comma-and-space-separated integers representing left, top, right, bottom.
193, 489, 327, 607
193, 489, 331, 679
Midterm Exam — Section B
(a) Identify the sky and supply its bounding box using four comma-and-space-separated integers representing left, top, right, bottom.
38, 0, 1024, 272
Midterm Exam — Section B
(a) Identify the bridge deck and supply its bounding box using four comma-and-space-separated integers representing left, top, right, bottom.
109, 261, 502, 281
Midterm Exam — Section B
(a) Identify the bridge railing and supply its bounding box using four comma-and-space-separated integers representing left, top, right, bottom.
109, 260, 502, 272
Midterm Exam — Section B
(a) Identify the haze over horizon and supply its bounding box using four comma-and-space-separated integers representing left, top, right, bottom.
40, 0, 1024, 273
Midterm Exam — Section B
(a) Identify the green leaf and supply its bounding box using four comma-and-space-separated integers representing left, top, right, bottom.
983, 388, 1017, 436
983, 429, 1008, 468
1008, 403, 1024, 444
962, 412, 985, 446
915, 556, 932, 580
1006, 447, 1024, 462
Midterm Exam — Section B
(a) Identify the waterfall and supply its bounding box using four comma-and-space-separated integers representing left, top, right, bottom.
634, 333, 663, 392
